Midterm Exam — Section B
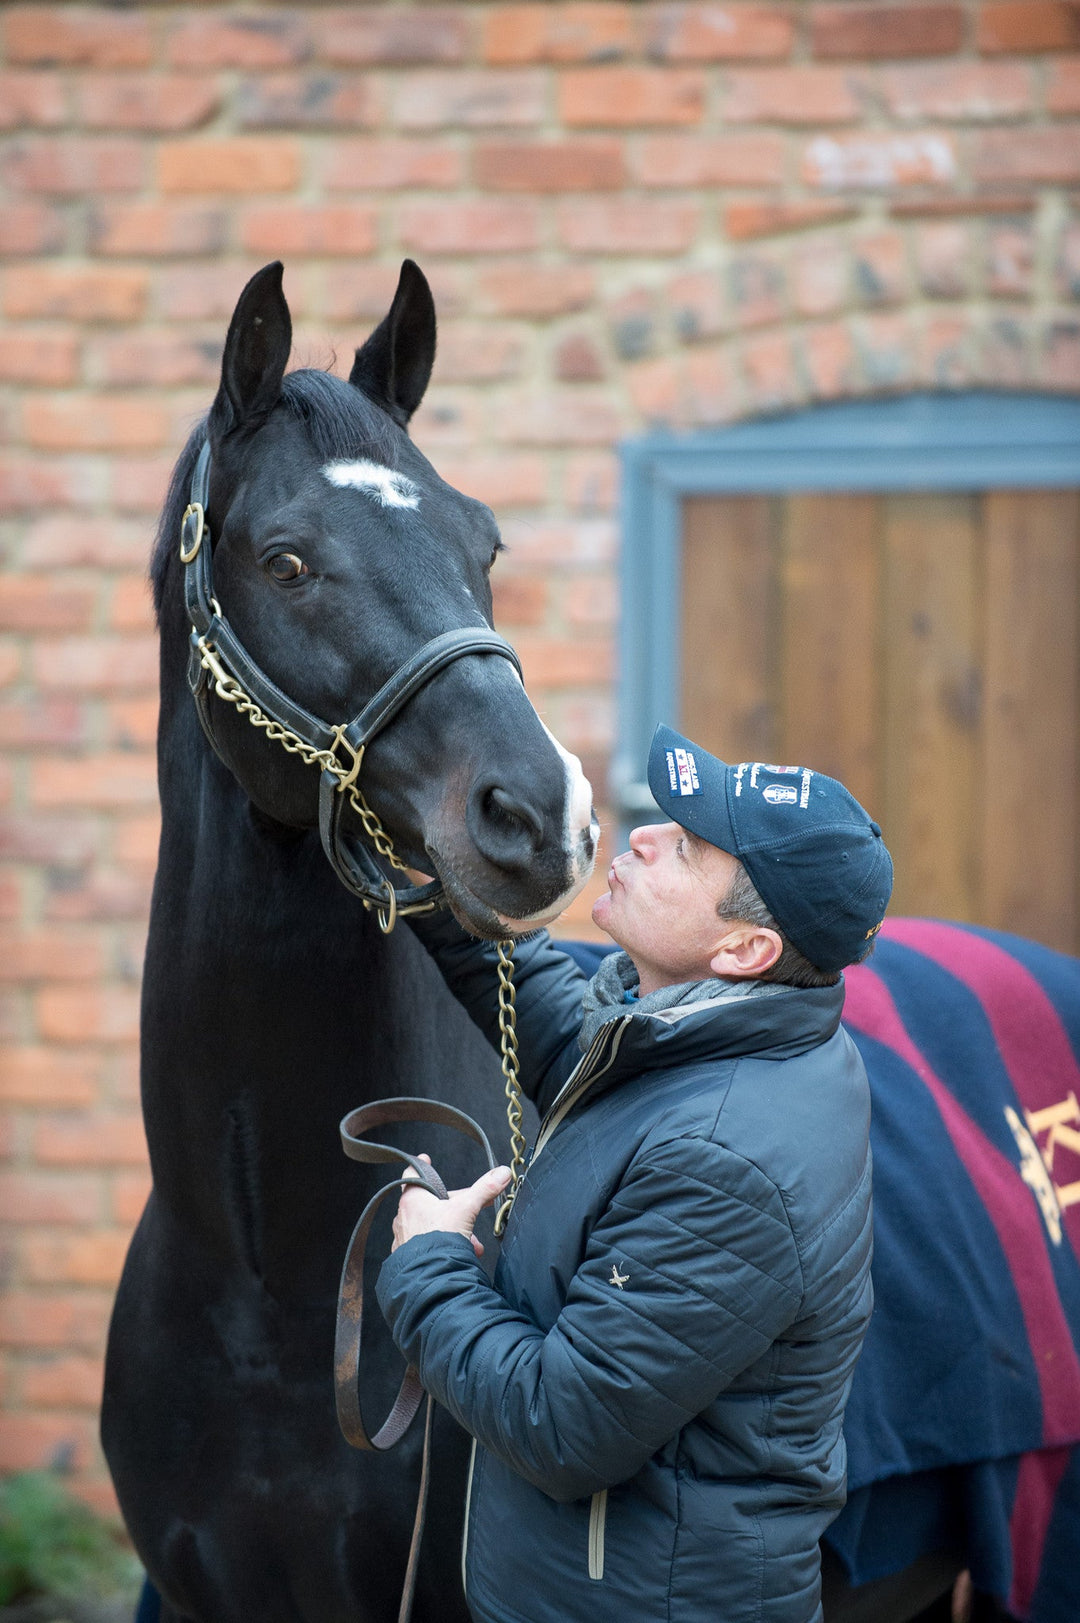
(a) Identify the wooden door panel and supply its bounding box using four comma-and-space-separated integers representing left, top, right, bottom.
982, 490, 1080, 952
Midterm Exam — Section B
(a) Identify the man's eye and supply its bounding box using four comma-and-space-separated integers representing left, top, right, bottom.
267, 553, 309, 583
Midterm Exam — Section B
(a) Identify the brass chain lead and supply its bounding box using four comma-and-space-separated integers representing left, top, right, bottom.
493, 938, 525, 1238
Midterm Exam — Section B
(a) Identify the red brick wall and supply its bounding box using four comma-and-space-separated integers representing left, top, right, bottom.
2, 0, 1078, 1508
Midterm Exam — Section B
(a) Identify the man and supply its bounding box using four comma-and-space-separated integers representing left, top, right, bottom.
377, 724, 893, 1623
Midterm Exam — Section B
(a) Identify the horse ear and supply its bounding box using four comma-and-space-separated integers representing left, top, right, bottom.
211, 261, 292, 435
349, 259, 436, 428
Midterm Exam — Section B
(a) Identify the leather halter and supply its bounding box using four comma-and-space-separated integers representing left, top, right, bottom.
180, 441, 523, 926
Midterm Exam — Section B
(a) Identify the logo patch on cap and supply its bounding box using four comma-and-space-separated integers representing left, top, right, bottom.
762, 784, 798, 805
666, 748, 702, 797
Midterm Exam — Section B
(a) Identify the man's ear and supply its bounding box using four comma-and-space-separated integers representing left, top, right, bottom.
709, 926, 783, 980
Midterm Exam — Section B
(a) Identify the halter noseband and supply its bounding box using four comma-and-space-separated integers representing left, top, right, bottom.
179, 440, 523, 931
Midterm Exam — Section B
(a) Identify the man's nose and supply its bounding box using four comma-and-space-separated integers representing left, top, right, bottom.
628, 822, 668, 860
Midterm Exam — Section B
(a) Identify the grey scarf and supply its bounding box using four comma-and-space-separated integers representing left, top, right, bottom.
578, 950, 786, 1052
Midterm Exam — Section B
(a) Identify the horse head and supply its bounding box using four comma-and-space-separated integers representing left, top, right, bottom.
160, 259, 596, 936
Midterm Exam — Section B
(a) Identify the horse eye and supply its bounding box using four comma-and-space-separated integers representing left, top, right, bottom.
267, 552, 309, 583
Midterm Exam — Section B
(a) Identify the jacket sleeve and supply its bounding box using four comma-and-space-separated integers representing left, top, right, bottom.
407, 910, 589, 1114
376, 1134, 804, 1503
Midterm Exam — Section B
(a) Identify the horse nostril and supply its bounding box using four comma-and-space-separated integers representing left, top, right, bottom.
483, 786, 544, 845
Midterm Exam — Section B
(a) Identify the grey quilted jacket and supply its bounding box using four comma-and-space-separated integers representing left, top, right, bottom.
377, 919, 873, 1623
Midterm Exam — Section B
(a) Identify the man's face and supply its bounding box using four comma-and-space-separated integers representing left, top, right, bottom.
592, 821, 744, 993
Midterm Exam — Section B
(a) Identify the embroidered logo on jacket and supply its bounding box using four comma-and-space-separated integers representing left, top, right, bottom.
609, 1264, 630, 1289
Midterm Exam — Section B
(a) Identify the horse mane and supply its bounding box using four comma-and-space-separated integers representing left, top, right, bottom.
150, 369, 398, 621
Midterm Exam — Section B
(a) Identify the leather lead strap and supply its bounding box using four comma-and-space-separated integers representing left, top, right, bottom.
334, 1098, 498, 1623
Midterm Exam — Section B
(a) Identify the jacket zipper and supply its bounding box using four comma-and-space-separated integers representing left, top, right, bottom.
587, 1489, 608, 1580
460, 1437, 477, 1596
531, 1016, 632, 1166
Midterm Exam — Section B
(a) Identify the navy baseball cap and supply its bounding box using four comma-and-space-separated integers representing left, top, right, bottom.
646, 724, 893, 974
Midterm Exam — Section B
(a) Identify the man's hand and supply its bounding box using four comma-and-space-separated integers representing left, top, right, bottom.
391, 1154, 512, 1259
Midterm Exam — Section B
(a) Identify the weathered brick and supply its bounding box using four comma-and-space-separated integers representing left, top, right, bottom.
800, 320, 858, 399
495, 388, 623, 446
398, 200, 541, 254
435, 454, 548, 509
553, 331, 606, 381
394, 70, 546, 128
86, 332, 221, 389
22, 1354, 105, 1410
4, 7, 152, 67
643, 4, 795, 60
0, 927, 103, 983
514, 634, 613, 689
322, 137, 463, 190
811, 4, 963, 59
157, 264, 292, 323
1040, 319, 1080, 387
109, 457, 173, 514
972, 126, 1080, 183
0, 71, 66, 128
1058, 223, 1080, 298
45, 869, 153, 924
112, 813, 160, 873
76, 74, 220, 132
0, 1172, 100, 1225
20, 516, 150, 571
158, 139, 301, 194
0, 202, 66, 256
2, 136, 142, 194
566, 573, 616, 626
564, 452, 618, 514
636, 132, 786, 185
916, 221, 971, 296
0, 1047, 99, 1106
236, 73, 381, 129
86, 203, 225, 260
0, 332, 79, 386
741, 329, 800, 411
23, 398, 168, 452
167, 13, 310, 68
852, 230, 909, 305
987, 219, 1035, 296
561, 66, 705, 124
475, 138, 625, 191
32, 636, 157, 694
0, 811, 100, 867
25, 1231, 130, 1287
724, 199, 854, 241
728, 250, 786, 328
241, 205, 377, 256
411, 389, 487, 450
978, 2, 1080, 53
104, 697, 159, 752
877, 62, 1033, 122
1047, 58, 1080, 113
108, 577, 155, 634
855, 311, 916, 388
0, 582, 96, 635
723, 66, 860, 124
920, 314, 976, 387
0, 1414, 95, 1474
111, 1170, 152, 1226
475, 263, 596, 317
3, 265, 148, 322
0, 1291, 110, 1350
557, 198, 700, 253
36, 979, 141, 1044
433, 324, 527, 382
491, 575, 548, 625
483, 5, 633, 64
803, 131, 958, 189
669, 270, 727, 342
31, 752, 158, 809
318, 7, 467, 64
0, 698, 87, 752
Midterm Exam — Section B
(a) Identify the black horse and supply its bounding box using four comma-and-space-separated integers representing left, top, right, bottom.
101, 260, 597, 1623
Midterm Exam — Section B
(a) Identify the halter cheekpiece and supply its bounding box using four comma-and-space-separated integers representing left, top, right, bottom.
179, 439, 523, 932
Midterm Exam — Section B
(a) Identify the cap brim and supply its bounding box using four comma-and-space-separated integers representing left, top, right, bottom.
646, 724, 740, 853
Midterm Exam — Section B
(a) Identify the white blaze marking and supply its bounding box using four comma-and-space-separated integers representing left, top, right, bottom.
322, 460, 420, 509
